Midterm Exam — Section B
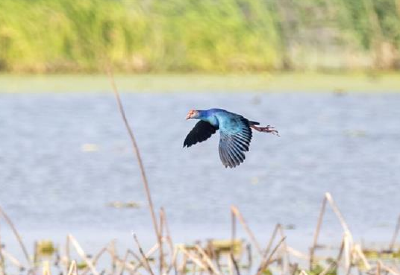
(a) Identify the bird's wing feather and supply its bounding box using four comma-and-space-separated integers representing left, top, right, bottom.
184, 120, 218, 147
218, 116, 252, 168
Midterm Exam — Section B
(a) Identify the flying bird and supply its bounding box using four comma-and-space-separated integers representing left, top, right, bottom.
184, 108, 279, 168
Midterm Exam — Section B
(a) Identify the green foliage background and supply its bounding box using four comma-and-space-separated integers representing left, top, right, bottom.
0, 0, 399, 73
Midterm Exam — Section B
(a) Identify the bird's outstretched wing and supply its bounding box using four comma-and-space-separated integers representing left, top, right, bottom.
219, 117, 252, 168
184, 121, 218, 147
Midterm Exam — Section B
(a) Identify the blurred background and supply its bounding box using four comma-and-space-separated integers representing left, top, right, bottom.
1, 0, 400, 72
0, 0, 399, 257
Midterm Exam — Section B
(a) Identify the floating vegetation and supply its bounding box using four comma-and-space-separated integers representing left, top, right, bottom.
206, 239, 243, 255
363, 250, 400, 260
35, 240, 56, 257
106, 201, 140, 209
80, 144, 99, 152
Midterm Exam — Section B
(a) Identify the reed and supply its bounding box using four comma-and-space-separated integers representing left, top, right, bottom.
0, 194, 399, 275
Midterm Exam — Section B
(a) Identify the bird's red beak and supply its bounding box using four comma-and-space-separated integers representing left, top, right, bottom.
186, 110, 194, 120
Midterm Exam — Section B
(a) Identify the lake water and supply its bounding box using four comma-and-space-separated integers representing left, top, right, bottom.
0, 86, 399, 254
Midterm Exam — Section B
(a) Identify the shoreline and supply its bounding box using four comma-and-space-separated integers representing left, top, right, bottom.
1, 73, 400, 93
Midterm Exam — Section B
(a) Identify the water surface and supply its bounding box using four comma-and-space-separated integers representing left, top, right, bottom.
0, 90, 399, 252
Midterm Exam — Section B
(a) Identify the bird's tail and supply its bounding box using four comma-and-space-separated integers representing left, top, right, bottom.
249, 120, 260, 126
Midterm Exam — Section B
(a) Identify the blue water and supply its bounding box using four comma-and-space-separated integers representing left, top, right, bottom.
0, 92, 399, 253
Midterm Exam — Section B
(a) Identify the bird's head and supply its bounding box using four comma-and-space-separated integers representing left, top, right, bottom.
185, 109, 200, 120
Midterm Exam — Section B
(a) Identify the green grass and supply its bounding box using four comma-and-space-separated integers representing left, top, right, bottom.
1, 73, 400, 93
0, 0, 400, 73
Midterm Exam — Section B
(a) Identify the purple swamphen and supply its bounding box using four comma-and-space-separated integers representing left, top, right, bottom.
184, 108, 279, 168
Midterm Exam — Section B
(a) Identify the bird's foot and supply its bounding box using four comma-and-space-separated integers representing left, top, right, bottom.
251, 125, 280, 136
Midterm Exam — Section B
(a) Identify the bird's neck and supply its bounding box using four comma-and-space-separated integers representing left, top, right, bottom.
198, 110, 219, 127
197, 110, 208, 119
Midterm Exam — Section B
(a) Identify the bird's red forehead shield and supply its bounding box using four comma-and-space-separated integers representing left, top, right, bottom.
186, 110, 195, 119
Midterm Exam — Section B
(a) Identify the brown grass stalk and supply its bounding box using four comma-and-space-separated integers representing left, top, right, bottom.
310, 196, 327, 269
231, 206, 262, 255
264, 224, 280, 259
389, 214, 400, 251
0, 225, 5, 275
165, 246, 179, 275
256, 236, 286, 275
105, 66, 162, 257
133, 233, 155, 275
1, 249, 25, 269
319, 237, 345, 275
379, 261, 400, 275
109, 240, 118, 275
0, 205, 31, 267
230, 253, 241, 275
178, 253, 188, 275
160, 207, 177, 275
42, 260, 51, 275
67, 234, 100, 275
195, 245, 221, 275
117, 250, 135, 275
310, 192, 353, 271
67, 260, 77, 275
179, 247, 208, 272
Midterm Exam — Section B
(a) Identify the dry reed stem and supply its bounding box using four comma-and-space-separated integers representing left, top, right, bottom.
310, 193, 353, 270
125, 249, 145, 271
109, 240, 118, 275
130, 243, 160, 274
160, 208, 177, 275
42, 260, 51, 275
0, 225, 5, 275
80, 245, 109, 275
230, 206, 262, 255
106, 66, 162, 256
99, 249, 138, 275
379, 261, 400, 275
230, 208, 237, 270
227, 255, 234, 275
117, 250, 134, 275
343, 231, 353, 274
286, 247, 309, 260
178, 252, 188, 275
179, 247, 208, 271
353, 244, 371, 270
319, 237, 345, 275
195, 245, 221, 275
133, 233, 155, 275
245, 244, 252, 270
230, 253, 241, 275
256, 237, 286, 275
112, 249, 146, 275
65, 235, 71, 268
277, 223, 291, 274
325, 193, 351, 234
264, 224, 280, 259
67, 260, 77, 275
165, 246, 178, 275
1, 249, 25, 269
159, 208, 165, 274
389, 215, 400, 251
67, 234, 100, 275
377, 261, 382, 275
0, 205, 31, 267
310, 196, 327, 269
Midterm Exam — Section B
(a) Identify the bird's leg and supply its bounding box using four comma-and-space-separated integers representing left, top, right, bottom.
250, 125, 280, 136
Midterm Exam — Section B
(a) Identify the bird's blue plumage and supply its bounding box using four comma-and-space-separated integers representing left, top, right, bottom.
184, 108, 260, 168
